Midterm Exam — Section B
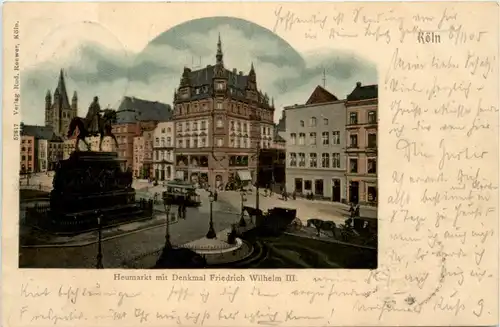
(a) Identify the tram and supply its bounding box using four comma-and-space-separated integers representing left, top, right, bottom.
162, 180, 201, 207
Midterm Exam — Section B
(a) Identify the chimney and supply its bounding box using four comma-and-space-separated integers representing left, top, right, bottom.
239, 71, 243, 75
356, 82, 362, 87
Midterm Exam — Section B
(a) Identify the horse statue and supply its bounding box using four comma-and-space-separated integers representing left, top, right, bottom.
67, 105, 135, 152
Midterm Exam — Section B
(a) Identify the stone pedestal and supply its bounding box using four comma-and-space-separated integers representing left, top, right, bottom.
47, 151, 152, 234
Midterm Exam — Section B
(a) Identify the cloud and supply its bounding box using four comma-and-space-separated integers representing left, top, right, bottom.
20, 20, 377, 125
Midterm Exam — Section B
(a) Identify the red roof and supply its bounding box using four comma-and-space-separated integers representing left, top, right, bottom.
305, 85, 338, 105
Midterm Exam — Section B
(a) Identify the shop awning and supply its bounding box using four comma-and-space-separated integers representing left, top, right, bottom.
237, 170, 252, 181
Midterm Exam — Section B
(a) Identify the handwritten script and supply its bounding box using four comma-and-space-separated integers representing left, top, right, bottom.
5, 2, 499, 327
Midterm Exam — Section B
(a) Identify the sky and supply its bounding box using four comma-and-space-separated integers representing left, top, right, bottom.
21, 17, 377, 125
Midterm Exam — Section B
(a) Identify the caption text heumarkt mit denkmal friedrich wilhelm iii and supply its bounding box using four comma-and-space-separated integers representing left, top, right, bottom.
114, 272, 298, 282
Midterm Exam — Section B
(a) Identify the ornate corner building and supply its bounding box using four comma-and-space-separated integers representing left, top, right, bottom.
172, 34, 276, 189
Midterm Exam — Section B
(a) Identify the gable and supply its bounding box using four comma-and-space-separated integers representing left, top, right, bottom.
305, 86, 338, 105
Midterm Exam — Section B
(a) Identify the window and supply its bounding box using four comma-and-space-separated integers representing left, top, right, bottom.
167, 127, 171, 133
304, 180, 312, 191
216, 138, 223, 147
309, 132, 316, 145
177, 123, 182, 132
161, 128, 165, 133
178, 139, 183, 148
300, 120, 305, 127
201, 137, 206, 147
321, 153, 330, 168
298, 153, 306, 167
289, 153, 297, 166
368, 111, 377, 124
349, 134, 358, 147
368, 133, 377, 148
310, 117, 317, 127
290, 133, 297, 145
349, 158, 358, 173
216, 117, 223, 128
315, 179, 324, 196
217, 82, 225, 90
236, 138, 240, 148
367, 158, 377, 174
322, 132, 329, 145
201, 121, 206, 130
185, 122, 190, 131
193, 122, 198, 130
299, 133, 305, 145
243, 124, 247, 132
309, 153, 317, 167
367, 186, 377, 202
28, 156, 32, 161
237, 122, 241, 131
349, 112, 358, 125
194, 139, 198, 148
295, 178, 303, 192
216, 102, 223, 110
243, 138, 248, 148
332, 153, 341, 168
323, 118, 329, 125
332, 131, 340, 145
231, 121, 235, 131
167, 137, 171, 146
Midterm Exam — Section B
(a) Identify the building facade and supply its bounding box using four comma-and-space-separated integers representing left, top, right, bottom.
285, 86, 347, 202
153, 121, 175, 181
173, 35, 275, 188
133, 126, 155, 179
45, 69, 78, 137
20, 135, 35, 174
345, 82, 378, 205
113, 96, 172, 170
20, 124, 63, 172
37, 139, 48, 172
113, 123, 141, 170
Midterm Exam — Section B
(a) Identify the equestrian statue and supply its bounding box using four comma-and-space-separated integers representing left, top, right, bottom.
67, 96, 134, 152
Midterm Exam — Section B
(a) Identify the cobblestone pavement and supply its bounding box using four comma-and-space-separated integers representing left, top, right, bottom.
19, 199, 247, 268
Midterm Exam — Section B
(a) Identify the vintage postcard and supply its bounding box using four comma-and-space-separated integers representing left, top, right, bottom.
2, 2, 498, 326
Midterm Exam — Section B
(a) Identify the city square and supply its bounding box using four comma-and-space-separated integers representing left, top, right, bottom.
19, 173, 377, 269
18, 27, 378, 269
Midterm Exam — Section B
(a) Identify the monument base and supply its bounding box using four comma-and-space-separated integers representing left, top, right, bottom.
38, 151, 154, 234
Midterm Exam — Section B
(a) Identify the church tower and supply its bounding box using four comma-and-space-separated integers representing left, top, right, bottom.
45, 69, 75, 137
45, 90, 52, 127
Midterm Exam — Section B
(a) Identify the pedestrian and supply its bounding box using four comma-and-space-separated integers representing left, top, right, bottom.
182, 203, 187, 219
349, 203, 356, 219
214, 190, 218, 201
177, 204, 182, 219
292, 190, 296, 200
355, 204, 360, 218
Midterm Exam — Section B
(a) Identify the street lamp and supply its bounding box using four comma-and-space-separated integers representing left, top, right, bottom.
95, 210, 104, 269
206, 191, 216, 239
162, 193, 172, 249
239, 190, 247, 227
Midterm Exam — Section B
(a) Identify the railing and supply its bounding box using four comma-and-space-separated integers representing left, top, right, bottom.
19, 183, 52, 192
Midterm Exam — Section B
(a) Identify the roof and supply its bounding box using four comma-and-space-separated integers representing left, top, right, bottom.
347, 83, 378, 101
116, 96, 172, 124
305, 85, 338, 105
20, 124, 62, 141
273, 124, 285, 143
52, 69, 71, 109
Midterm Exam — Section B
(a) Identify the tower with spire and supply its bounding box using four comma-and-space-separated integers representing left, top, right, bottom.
45, 69, 78, 137
172, 34, 277, 189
